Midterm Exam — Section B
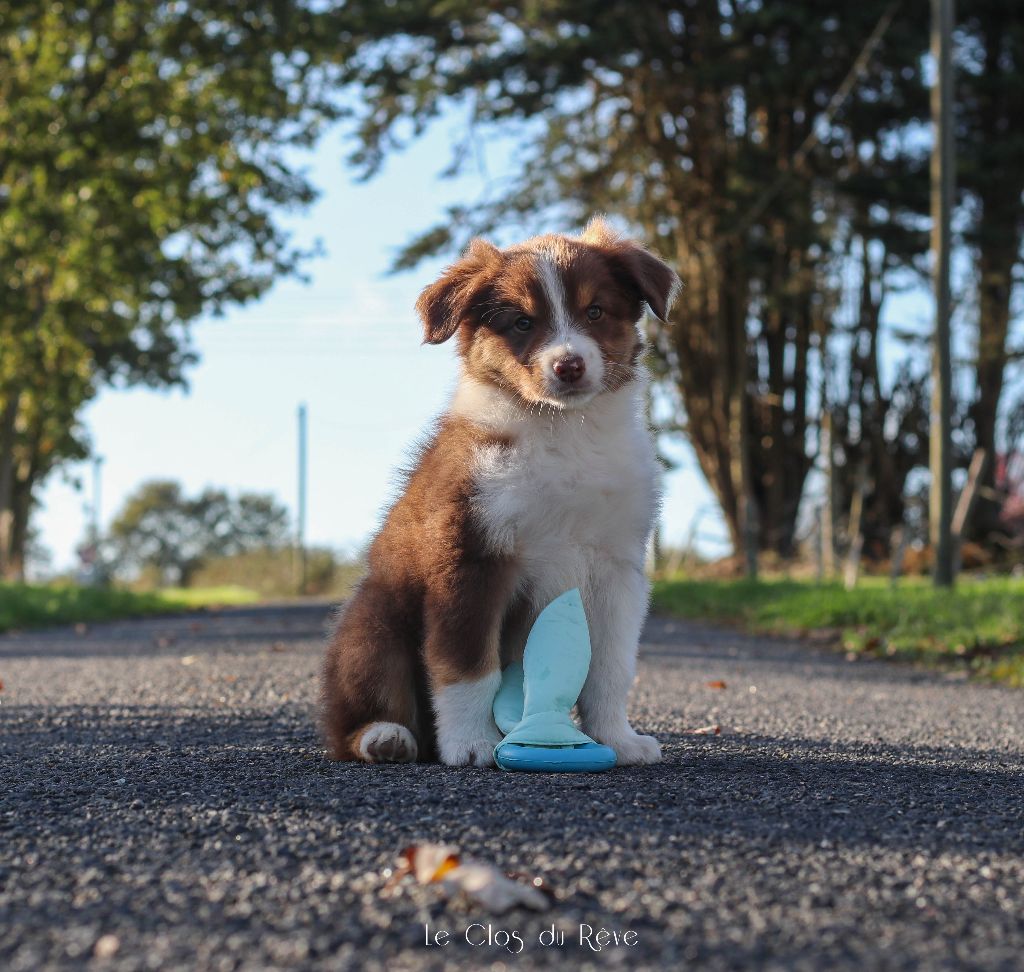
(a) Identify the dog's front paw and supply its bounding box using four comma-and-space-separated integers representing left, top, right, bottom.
438, 728, 502, 767
596, 729, 662, 766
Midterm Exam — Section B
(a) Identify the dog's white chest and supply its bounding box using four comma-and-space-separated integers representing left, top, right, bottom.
470, 394, 659, 597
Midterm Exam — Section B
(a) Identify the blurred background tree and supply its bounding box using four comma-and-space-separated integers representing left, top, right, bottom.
332, 0, 1024, 570
957, 2, 1024, 543
0, 0, 348, 579
106, 480, 290, 585
103, 478, 361, 596
3, 1, 1023, 583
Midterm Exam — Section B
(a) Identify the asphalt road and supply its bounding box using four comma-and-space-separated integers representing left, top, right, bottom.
2, 602, 1023, 972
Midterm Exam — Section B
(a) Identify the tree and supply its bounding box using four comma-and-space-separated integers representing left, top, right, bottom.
957, 2, 1024, 541
0, 1, 348, 577
107, 480, 290, 585
330, 0, 932, 561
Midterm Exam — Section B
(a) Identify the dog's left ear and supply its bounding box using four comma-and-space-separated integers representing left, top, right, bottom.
581, 216, 681, 322
415, 238, 502, 344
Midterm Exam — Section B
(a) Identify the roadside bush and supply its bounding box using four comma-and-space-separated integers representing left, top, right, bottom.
188, 546, 363, 599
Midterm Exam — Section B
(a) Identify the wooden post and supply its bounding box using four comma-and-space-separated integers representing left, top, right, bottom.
951, 449, 989, 578
929, 0, 955, 587
814, 505, 825, 583
844, 465, 869, 591
822, 411, 836, 579
890, 525, 909, 588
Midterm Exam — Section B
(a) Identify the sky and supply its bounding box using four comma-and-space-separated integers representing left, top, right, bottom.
35, 115, 731, 574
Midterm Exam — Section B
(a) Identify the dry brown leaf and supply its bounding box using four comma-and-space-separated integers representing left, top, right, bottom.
706, 680, 728, 690
387, 844, 549, 913
270, 641, 287, 653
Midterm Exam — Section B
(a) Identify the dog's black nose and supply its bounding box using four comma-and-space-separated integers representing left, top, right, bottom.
553, 355, 586, 384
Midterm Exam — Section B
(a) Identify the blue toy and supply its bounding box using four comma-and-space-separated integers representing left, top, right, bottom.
492, 588, 617, 772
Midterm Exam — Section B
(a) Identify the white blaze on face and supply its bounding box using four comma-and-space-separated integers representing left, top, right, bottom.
533, 253, 603, 405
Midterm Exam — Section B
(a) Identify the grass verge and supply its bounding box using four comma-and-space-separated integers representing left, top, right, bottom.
0, 583, 259, 633
651, 576, 1024, 687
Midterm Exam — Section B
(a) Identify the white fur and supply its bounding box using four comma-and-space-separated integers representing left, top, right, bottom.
533, 253, 604, 405
535, 254, 572, 339
433, 670, 503, 766
450, 371, 662, 765
358, 722, 418, 763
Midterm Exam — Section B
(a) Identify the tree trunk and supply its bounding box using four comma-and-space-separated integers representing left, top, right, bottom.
968, 215, 1016, 540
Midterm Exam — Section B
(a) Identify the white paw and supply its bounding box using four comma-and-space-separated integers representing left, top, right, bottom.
358, 722, 418, 763
594, 728, 662, 766
438, 727, 502, 767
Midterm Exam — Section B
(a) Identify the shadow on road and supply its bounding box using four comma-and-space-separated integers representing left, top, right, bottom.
4, 702, 1022, 857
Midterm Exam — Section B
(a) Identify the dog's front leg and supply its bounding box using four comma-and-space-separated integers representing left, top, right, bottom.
424, 565, 512, 767
577, 560, 662, 765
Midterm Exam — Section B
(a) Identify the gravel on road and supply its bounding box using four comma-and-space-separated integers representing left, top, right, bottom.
2, 603, 1023, 971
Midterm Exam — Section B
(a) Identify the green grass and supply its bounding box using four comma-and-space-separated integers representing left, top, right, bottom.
0, 583, 259, 633
651, 576, 1024, 686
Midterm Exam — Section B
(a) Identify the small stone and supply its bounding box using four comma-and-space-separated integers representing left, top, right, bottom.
94, 934, 120, 958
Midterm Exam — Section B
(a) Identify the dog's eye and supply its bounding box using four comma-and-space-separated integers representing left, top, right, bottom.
586, 305, 602, 321
514, 316, 533, 332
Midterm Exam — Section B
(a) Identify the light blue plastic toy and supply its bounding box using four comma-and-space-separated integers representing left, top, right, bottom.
492, 588, 617, 772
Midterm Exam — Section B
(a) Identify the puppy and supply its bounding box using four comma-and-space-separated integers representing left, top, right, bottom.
322, 217, 680, 767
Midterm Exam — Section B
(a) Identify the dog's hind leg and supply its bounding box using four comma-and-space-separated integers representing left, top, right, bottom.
321, 582, 420, 763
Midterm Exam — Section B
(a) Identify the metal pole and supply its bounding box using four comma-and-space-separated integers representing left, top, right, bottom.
297, 403, 308, 594
90, 455, 104, 586
929, 0, 955, 587
91, 455, 103, 542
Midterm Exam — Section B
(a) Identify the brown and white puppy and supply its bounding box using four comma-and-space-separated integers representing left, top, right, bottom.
321, 217, 680, 767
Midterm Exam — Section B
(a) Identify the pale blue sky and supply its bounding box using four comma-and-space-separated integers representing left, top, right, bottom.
36, 117, 731, 572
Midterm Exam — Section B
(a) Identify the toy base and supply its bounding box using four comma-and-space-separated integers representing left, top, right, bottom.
495, 742, 617, 773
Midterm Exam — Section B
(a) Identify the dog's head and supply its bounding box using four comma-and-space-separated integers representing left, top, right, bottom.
415, 217, 681, 410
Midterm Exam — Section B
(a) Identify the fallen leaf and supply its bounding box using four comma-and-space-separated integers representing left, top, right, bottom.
448, 863, 549, 913
389, 843, 461, 885
74, 623, 88, 636
180, 655, 198, 666
387, 844, 549, 913
688, 724, 721, 735
706, 680, 727, 690
270, 641, 287, 653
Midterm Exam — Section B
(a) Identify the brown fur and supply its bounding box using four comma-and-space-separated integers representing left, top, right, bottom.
321, 218, 677, 762
321, 415, 520, 761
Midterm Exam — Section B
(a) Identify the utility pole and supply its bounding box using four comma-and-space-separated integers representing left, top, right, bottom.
297, 403, 308, 595
91, 455, 103, 543
929, 0, 955, 587
89, 455, 104, 586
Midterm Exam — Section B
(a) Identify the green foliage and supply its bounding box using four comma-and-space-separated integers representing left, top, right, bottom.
652, 576, 1024, 685
106, 479, 291, 585
0, 581, 256, 632
0, 1, 350, 575
331, 1, 934, 555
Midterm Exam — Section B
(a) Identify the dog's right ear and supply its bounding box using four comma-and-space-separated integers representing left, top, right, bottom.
415, 238, 503, 345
